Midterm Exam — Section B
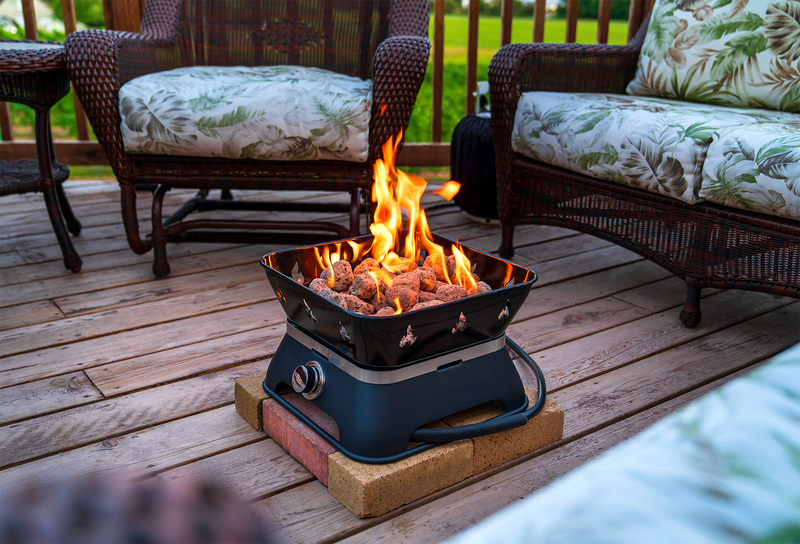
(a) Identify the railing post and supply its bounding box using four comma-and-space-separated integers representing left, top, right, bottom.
103, 0, 143, 32
565, 0, 579, 42
500, 0, 513, 47
21, 0, 39, 40
597, 0, 612, 44
61, 0, 90, 141
465, 0, 479, 116
533, 0, 546, 42
627, 0, 648, 42
431, 0, 444, 143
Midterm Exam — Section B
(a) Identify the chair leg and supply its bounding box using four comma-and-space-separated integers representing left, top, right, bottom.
56, 184, 82, 235
498, 223, 515, 259
35, 110, 81, 273
349, 188, 360, 236
221, 189, 233, 201
679, 284, 702, 327
43, 187, 82, 272
151, 185, 171, 278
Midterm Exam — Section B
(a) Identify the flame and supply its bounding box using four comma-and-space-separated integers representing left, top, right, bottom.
392, 297, 403, 315
309, 131, 511, 313
434, 181, 461, 201
451, 243, 476, 290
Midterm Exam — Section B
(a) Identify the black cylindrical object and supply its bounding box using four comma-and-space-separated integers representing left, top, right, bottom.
450, 114, 498, 219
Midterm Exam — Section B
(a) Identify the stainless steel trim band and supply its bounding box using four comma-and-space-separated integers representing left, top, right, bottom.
285, 322, 507, 385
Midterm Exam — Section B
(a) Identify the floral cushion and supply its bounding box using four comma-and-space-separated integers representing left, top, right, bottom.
447, 342, 800, 544
626, 0, 800, 111
119, 65, 373, 162
512, 92, 788, 203
701, 118, 800, 220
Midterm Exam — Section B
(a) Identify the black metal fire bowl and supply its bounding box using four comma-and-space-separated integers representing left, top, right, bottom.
261, 232, 537, 368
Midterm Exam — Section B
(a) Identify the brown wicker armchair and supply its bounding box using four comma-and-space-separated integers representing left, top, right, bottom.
489, 18, 800, 327
65, 0, 430, 277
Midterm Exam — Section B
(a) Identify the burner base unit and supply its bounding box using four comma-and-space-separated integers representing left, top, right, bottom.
265, 320, 526, 460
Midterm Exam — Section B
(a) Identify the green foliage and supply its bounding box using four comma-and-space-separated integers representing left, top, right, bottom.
555, 0, 630, 21
40, 0, 105, 28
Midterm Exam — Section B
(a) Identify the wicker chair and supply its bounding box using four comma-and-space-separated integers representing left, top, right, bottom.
489, 18, 800, 327
64, 0, 430, 277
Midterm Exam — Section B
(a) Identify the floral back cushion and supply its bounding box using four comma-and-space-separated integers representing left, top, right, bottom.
626, 0, 800, 112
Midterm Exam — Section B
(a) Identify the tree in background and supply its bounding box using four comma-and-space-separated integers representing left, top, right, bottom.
555, 0, 629, 20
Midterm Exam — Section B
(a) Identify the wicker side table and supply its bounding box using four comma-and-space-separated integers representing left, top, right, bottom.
0, 40, 81, 272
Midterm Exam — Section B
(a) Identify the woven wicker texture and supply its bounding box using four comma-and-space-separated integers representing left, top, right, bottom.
64, 0, 430, 277
0, 41, 81, 272
488, 17, 799, 326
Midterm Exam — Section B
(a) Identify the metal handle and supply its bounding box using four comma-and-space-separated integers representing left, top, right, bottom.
262, 337, 546, 464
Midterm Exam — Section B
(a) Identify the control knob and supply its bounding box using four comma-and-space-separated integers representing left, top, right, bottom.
291, 361, 325, 399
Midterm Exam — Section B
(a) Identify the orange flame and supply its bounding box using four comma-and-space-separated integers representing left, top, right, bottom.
434, 181, 461, 201
451, 243, 476, 290
392, 297, 403, 315
310, 131, 507, 313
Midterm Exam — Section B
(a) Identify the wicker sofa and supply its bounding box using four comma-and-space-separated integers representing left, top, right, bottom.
489, 10, 800, 327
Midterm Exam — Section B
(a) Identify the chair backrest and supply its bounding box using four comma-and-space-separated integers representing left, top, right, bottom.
175, 0, 392, 79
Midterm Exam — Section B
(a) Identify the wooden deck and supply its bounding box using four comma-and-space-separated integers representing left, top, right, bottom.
1, 180, 798, 543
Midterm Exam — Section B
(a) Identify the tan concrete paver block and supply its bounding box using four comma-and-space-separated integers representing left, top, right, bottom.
443, 387, 563, 474
328, 438, 473, 518
234, 372, 269, 431
263, 394, 338, 485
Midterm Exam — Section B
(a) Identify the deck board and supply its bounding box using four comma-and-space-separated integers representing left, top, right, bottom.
1, 180, 797, 542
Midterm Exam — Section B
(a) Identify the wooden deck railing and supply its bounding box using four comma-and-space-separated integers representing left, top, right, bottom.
0, 0, 651, 169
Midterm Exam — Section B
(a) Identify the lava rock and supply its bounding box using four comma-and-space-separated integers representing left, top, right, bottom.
308, 278, 327, 293
342, 294, 375, 315
385, 285, 418, 312
385, 257, 418, 274
415, 267, 438, 292
320, 260, 354, 292
409, 300, 444, 311
435, 284, 468, 303
353, 258, 380, 276
468, 281, 492, 297
319, 288, 346, 307
369, 290, 387, 309
392, 272, 420, 292
418, 291, 437, 303
348, 273, 378, 301
423, 254, 456, 282
375, 306, 396, 317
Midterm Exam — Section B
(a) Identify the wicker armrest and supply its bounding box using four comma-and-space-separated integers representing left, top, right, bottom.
370, 35, 431, 160
488, 19, 649, 222
64, 29, 142, 184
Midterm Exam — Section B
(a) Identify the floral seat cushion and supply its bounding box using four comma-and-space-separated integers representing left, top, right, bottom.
512, 92, 792, 203
447, 342, 800, 544
626, 0, 800, 112
701, 120, 800, 220
119, 65, 373, 162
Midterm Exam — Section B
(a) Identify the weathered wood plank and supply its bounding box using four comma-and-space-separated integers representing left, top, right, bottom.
0, 405, 263, 498
514, 234, 613, 264
535, 289, 796, 392
0, 289, 279, 388
53, 255, 269, 316
0, 252, 26, 269
0, 362, 266, 469
338, 364, 760, 544
86, 322, 284, 397
0, 300, 64, 331
0, 371, 101, 426
0, 242, 243, 288
157, 440, 315, 502
507, 297, 651, 355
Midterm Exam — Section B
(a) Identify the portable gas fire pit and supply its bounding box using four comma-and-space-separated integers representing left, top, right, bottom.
261, 232, 546, 464
260, 133, 547, 464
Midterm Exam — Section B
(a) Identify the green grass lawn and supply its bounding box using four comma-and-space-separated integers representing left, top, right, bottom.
405, 15, 631, 143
